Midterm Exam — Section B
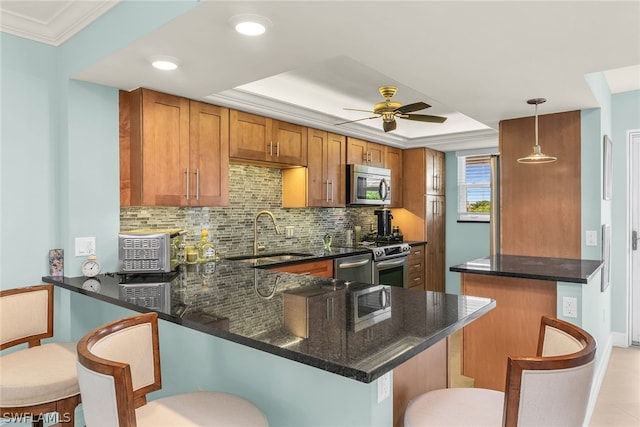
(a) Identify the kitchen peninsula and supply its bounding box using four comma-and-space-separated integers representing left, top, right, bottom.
45, 256, 494, 426
450, 254, 603, 391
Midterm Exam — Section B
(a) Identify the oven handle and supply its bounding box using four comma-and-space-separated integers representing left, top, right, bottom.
374, 258, 407, 269
338, 259, 370, 269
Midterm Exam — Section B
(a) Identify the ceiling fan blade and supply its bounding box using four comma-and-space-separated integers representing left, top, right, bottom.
344, 108, 377, 114
383, 120, 397, 132
402, 113, 447, 123
335, 115, 380, 126
394, 101, 431, 114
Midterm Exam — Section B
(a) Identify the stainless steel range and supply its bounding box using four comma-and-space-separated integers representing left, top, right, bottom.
369, 243, 411, 288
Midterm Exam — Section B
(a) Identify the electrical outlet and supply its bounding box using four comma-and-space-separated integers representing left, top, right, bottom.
562, 296, 578, 318
586, 230, 597, 246
75, 237, 95, 256
377, 372, 391, 403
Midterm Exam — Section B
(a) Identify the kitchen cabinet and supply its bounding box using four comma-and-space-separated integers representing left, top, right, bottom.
399, 148, 446, 292
121, 88, 229, 207
426, 148, 445, 196
346, 137, 385, 167
384, 146, 403, 207
268, 259, 333, 278
282, 129, 346, 208
229, 110, 307, 166
407, 244, 425, 291
283, 287, 346, 360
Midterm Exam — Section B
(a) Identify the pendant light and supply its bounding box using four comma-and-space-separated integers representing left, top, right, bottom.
517, 98, 557, 164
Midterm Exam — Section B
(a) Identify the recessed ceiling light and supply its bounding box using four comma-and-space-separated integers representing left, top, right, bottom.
150, 56, 180, 71
229, 14, 271, 36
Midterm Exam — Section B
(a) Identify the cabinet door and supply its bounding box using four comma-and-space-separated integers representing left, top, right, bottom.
189, 101, 229, 206
272, 120, 307, 166
229, 110, 270, 162
346, 137, 368, 165
426, 149, 445, 195
426, 195, 445, 292
326, 133, 347, 206
367, 142, 385, 167
384, 146, 403, 207
135, 88, 190, 206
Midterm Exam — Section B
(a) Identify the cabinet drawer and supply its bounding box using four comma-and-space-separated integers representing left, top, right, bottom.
269, 259, 333, 278
408, 272, 425, 289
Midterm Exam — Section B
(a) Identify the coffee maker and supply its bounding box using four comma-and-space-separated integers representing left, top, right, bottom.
373, 209, 403, 243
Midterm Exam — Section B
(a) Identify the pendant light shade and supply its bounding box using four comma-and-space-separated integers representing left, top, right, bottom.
517, 98, 557, 164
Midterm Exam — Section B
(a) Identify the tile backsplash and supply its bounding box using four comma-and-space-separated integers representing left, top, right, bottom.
121, 164, 378, 257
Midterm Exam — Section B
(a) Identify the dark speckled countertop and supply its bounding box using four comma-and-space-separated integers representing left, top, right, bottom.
450, 254, 603, 284
44, 243, 493, 384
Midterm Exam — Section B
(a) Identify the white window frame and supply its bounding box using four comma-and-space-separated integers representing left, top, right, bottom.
456, 148, 497, 223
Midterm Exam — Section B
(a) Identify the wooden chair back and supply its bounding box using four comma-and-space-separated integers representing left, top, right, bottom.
0, 284, 53, 349
76, 312, 162, 427
503, 316, 597, 427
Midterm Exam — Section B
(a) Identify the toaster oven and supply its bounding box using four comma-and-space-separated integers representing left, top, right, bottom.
118, 229, 183, 273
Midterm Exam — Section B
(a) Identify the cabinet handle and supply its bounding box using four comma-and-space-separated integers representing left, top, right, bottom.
413, 250, 422, 256
367, 151, 372, 163
329, 180, 334, 202
185, 168, 190, 200
276, 141, 280, 157
325, 181, 329, 202
194, 168, 200, 201
413, 277, 422, 283
269, 141, 273, 156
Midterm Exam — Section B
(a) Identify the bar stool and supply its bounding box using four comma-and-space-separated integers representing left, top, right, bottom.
0, 285, 81, 426
404, 316, 597, 427
76, 311, 269, 426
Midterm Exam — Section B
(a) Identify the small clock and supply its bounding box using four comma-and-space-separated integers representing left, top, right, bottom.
81, 255, 101, 277
82, 277, 101, 292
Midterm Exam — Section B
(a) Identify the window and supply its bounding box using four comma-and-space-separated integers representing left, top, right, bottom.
457, 154, 492, 222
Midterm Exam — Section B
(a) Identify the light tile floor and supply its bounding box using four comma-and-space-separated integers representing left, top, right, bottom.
589, 346, 640, 427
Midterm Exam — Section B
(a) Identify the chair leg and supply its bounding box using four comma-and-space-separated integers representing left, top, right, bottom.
58, 394, 81, 425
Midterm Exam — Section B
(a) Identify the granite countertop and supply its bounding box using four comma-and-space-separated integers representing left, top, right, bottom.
450, 254, 603, 284
44, 241, 492, 384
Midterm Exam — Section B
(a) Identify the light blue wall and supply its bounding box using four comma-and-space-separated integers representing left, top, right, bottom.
444, 152, 490, 294
0, 2, 394, 425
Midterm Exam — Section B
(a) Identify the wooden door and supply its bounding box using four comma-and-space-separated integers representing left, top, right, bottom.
399, 148, 427, 240
134, 88, 190, 206
307, 130, 346, 207
229, 110, 270, 162
271, 120, 307, 165
426, 195, 445, 292
189, 101, 229, 206
367, 141, 385, 167
426, 148, 445, 195
384, 146, 403, 207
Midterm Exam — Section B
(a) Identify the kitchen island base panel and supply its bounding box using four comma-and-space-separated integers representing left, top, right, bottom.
461, 273, 556, 391
393, 338, 447, 427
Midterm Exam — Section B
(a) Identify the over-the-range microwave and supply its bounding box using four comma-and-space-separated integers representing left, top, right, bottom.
346, 164, 391, 206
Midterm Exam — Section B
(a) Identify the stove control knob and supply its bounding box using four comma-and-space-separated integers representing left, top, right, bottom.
402, 245, 410, 252
374, 248, 384, 257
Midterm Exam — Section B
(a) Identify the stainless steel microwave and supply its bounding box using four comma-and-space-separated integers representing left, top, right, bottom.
347, 164, 391, 206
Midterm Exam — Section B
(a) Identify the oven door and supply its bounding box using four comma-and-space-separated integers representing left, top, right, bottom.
373, 256, 408, 288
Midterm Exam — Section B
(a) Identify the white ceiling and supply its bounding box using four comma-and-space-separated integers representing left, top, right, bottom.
2, 0, 639, 151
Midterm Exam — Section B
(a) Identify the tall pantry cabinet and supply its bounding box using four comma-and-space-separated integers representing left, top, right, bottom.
400, 148, 446, 292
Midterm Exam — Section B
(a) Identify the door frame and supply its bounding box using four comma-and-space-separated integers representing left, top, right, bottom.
628, 129, 640, 346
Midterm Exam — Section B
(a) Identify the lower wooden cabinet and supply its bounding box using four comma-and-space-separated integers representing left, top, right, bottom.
268, 259, 333, 277
408, 244, 425, 290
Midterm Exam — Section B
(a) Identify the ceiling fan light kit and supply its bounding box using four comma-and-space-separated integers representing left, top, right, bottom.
336, 85, 447, 132
517, 98, 557, 164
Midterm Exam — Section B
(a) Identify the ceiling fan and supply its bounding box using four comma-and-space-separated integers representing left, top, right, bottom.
336, 86, 447, 132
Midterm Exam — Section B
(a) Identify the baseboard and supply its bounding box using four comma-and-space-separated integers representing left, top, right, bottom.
583, 333, 613, 426
611, 331, 629, 347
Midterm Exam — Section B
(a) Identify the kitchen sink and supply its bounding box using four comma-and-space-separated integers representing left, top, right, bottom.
225, 252, 315, 265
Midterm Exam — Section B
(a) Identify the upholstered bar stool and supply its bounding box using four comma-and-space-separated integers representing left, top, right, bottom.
404, 316, 597, 427
0, 285, 81, 426
76, 311, 269, 426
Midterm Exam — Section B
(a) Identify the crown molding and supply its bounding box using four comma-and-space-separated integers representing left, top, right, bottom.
0, 1, 119, 46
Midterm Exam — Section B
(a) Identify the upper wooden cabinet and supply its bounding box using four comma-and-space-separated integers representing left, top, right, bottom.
346, 137, 385, 167
121, 88, 229, 207
230, 110, 307, 166
384, 146, 403, 207
282, 129, 346, 208
426, 148, 445, 195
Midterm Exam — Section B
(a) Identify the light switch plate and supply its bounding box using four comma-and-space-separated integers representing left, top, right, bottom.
586, 230, 597, 246
75, 237, 95, 256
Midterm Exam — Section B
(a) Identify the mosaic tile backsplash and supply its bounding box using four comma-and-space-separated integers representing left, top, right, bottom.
121, 164, 379, 257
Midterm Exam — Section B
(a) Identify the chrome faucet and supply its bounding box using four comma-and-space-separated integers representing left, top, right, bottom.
254, 210, 281, 255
